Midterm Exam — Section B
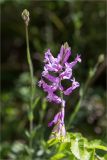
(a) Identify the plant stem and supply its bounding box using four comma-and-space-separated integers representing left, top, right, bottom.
60, 91, 64, 108
25, 26, 34, 96
25, 25, 34, 159
67, 59, 102, 127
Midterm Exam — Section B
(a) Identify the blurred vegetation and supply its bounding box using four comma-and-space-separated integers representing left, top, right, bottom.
0, 0, 106, 159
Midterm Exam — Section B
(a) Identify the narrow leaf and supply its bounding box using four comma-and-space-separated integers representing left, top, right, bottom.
47, 138, 59, 147
32, 97, 40, 109
50, 153, 65, 160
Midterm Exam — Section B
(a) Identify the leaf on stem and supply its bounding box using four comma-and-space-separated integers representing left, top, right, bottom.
32, 97, 40, 110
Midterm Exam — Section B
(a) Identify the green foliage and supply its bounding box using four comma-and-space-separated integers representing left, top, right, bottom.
48, 132, 107, 160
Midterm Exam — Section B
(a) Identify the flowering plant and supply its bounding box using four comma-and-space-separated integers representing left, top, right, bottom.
21, 9, 106, 160
38, 42, 81, 138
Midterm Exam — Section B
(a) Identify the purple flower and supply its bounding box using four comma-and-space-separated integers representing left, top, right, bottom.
38, 42, 81, 104
48, 107, 66, 138
47, 93, 62, 104
57, 44, 71, 64
64, 78, 80, 95
38, 42, 81, 138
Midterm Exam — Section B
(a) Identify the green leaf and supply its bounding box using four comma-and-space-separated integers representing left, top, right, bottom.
50, 153, 65, 160
11, 141, 24, 153
73, 133, 82, 140
32, 97, 40, 109
78, 138, 95, 160
48, 132, 107, 160
58, 142, 70, 152
82, 149, 92, 160
104, 154, 107, 160
47, 138, 59, 147
78, 138, 85, 159
88, 149, 95, 160
24, 145, 34, 155
87, 140, 107, 151
42, 98, 47, 110
95, 145, 107, 151
68, 154, 78, 160
25, 130, 30, 138
70, 139, 80, 159
70, 134, 96, 160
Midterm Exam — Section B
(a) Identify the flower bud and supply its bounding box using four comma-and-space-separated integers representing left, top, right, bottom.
63, 42, 69, 49
98, 54, 104, 63
22, 9, 30, 26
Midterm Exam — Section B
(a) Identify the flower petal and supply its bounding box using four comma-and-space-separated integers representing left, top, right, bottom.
45, 62, 62, 72
42, 71, 59, 83
44, 49, 55, 63
64, 78, 80, 95
62, 47, 71, 64
46, 93, 62, 104
48, 112, 60, 127
57, 45, 64, 62
60, 66, 72, 80
57, 44, 71, 64
48, 107, 65, 127
39, 79, 58, 93
67, 54, 81, 68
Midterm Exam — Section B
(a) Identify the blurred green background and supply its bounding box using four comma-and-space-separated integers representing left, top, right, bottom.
1, 0, 106, 159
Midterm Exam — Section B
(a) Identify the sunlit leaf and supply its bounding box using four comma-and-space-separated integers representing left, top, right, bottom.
87, 140, 107, 151
70, 139, 80, 159
47, 138, 59, 147
50, 152, 65, 160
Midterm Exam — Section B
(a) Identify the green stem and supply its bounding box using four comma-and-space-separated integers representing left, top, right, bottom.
67, 98, 82, 127
25, 26, 34, 96
67, 61, 100, 127
60, 91, 64, 108
25, 25, 34, 159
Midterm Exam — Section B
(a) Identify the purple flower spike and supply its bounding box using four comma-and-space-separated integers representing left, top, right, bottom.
38, 42, 81, 138
38, 42, 81, 105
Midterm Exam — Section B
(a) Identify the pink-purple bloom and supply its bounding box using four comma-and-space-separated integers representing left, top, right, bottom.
38, 42, 81, 105
48, 107, 66, 138
38, 42, 81, 137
